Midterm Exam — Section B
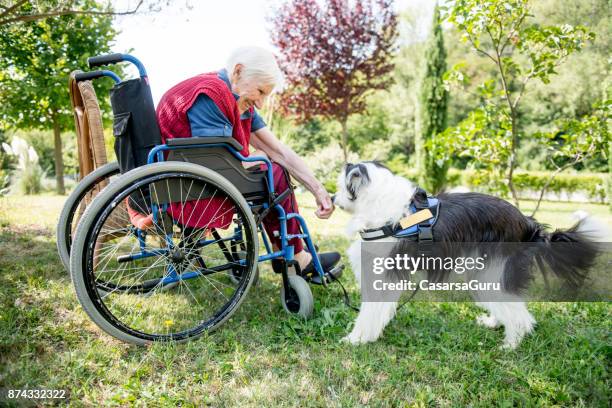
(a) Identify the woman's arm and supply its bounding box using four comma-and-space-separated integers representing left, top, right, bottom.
251, 127, 334, 218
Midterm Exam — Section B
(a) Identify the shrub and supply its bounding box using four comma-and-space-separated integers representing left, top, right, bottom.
8, 129, 79, 177
0, 169, 9, 196
380, 157, 607, 203
303, 143, 359, 193
456, 169, 607, 203
2, 137, 45, 195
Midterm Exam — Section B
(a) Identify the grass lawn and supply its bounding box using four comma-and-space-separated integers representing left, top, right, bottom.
0, 192, 610, 407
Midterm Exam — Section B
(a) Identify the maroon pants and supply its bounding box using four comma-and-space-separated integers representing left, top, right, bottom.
262, 163, 304, 253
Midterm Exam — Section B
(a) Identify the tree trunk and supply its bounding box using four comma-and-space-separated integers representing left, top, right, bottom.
340, 119, 349, 163
413, 93, 422, 172
53, 116, 65, 195
608, 139, 611, 212
507, 111, 520, 208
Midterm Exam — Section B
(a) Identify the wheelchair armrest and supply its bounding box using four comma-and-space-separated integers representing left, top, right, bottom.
166, 137, 243, 151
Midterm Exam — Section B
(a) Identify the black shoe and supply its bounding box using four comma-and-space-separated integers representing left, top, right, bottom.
269, 244, 320, 274
301, 252, 342, 284
271, 251, 342, 283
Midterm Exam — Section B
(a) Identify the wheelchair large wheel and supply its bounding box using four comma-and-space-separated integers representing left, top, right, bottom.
70, 162, 258, 345
229, 245, 259, 286
57, 161, 121, 270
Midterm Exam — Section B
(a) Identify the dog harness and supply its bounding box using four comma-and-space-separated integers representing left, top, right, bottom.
359, 188, 440, 242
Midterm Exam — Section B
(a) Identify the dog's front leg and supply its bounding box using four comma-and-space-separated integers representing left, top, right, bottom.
347, 240, 362, 286
345, 217, 367, 238
342, 301, 399, 345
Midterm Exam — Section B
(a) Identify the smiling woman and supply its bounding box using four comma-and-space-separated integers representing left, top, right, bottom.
154, 46, 342, 277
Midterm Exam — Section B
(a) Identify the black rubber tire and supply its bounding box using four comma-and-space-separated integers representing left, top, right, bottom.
280, 274, 314, 318
56, 162, 120, 271
229, 250, 259, 286
70, 162, 259, 345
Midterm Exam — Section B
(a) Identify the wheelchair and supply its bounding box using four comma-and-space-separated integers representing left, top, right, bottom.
65, 54, 344, 345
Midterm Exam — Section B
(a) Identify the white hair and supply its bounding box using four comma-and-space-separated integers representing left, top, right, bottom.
225, 46, 285, 91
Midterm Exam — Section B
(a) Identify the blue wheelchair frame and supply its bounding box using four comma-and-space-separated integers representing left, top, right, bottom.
84, 53, 327, 287
142, 144, 326, 286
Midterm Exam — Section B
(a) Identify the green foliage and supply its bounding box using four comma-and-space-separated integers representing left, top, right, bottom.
282, 119, 334, 156
458, 170, 607, 202
269, 93, 393, 159
536, 100, 610, 171
520, 0, 610, 143
0, 0, 121, 193
429, 104, 513, 194
516, 138, 550, 171
346, 93, 393, 155
417, 5, 449, 193
264, 109, 335, 156
7, 129, 79, 177
432, 100, 609, 199
0, 0, 147, 25
2, 136, 44, 194
0, 169, 10, 196
0, 1, 119, 131
302, 143, 360, 193
385, 154, 607, 202
439, 0, 596, 201
609, 137, 611, 210
0, 130, 14, 171
15, 162, 44, 195
512, 172, 607, 203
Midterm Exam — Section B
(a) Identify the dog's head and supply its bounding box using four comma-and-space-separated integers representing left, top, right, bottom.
333, 161, 391, 213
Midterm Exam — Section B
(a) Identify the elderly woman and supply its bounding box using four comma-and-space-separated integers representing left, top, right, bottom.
156, 46, 340, 278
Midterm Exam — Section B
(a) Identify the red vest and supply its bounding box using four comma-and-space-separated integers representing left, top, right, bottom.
156, 72, 252, 156
155, 72, 253, 229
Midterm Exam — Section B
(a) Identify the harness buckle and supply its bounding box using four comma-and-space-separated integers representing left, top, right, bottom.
418, 226, 433, 241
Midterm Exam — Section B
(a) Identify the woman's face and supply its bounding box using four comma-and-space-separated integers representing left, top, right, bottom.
231, 64, 274, 113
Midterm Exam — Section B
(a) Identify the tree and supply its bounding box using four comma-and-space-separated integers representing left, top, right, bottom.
437, 0, 594, 206
530, 100, 609, 215
269, 0, 398, 162
0, 0, 179, 26
0, 0, 118, 194
417, 4, 448, 193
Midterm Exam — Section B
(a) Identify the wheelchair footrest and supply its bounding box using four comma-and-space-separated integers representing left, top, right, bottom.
272, 257, 345, 285
305, 264, 345, 286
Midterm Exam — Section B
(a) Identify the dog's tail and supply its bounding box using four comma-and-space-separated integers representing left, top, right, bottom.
530, 211, 609, 287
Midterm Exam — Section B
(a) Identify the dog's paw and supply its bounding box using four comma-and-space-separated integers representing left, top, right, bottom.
476, 314, 500, 329
341, 330, 373, 345
341, 333, 363, 345
500, 339, 520, 350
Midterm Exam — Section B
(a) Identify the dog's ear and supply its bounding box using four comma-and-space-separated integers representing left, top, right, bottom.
346, 163, 370, 200
354, 164, 370, 182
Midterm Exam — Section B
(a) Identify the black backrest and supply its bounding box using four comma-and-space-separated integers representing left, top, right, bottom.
165, 137, 268, 202
110, 78, 162, 173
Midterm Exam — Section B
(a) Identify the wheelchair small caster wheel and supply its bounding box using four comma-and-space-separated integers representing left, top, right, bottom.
280, 275, 313, 318
230, 251, 259, 286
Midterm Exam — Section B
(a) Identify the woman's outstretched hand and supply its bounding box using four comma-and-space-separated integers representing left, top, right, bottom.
314, 187, 334, 219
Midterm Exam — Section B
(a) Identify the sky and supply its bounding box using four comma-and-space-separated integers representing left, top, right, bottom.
112, 0, 434, 103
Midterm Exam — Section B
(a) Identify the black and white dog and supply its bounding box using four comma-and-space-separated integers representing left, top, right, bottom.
333, 161, 608, 349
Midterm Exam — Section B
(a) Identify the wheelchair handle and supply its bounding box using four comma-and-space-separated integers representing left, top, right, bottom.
74, 70, 121, 84
88, 53, 148, 78
88, 53, 124, 67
